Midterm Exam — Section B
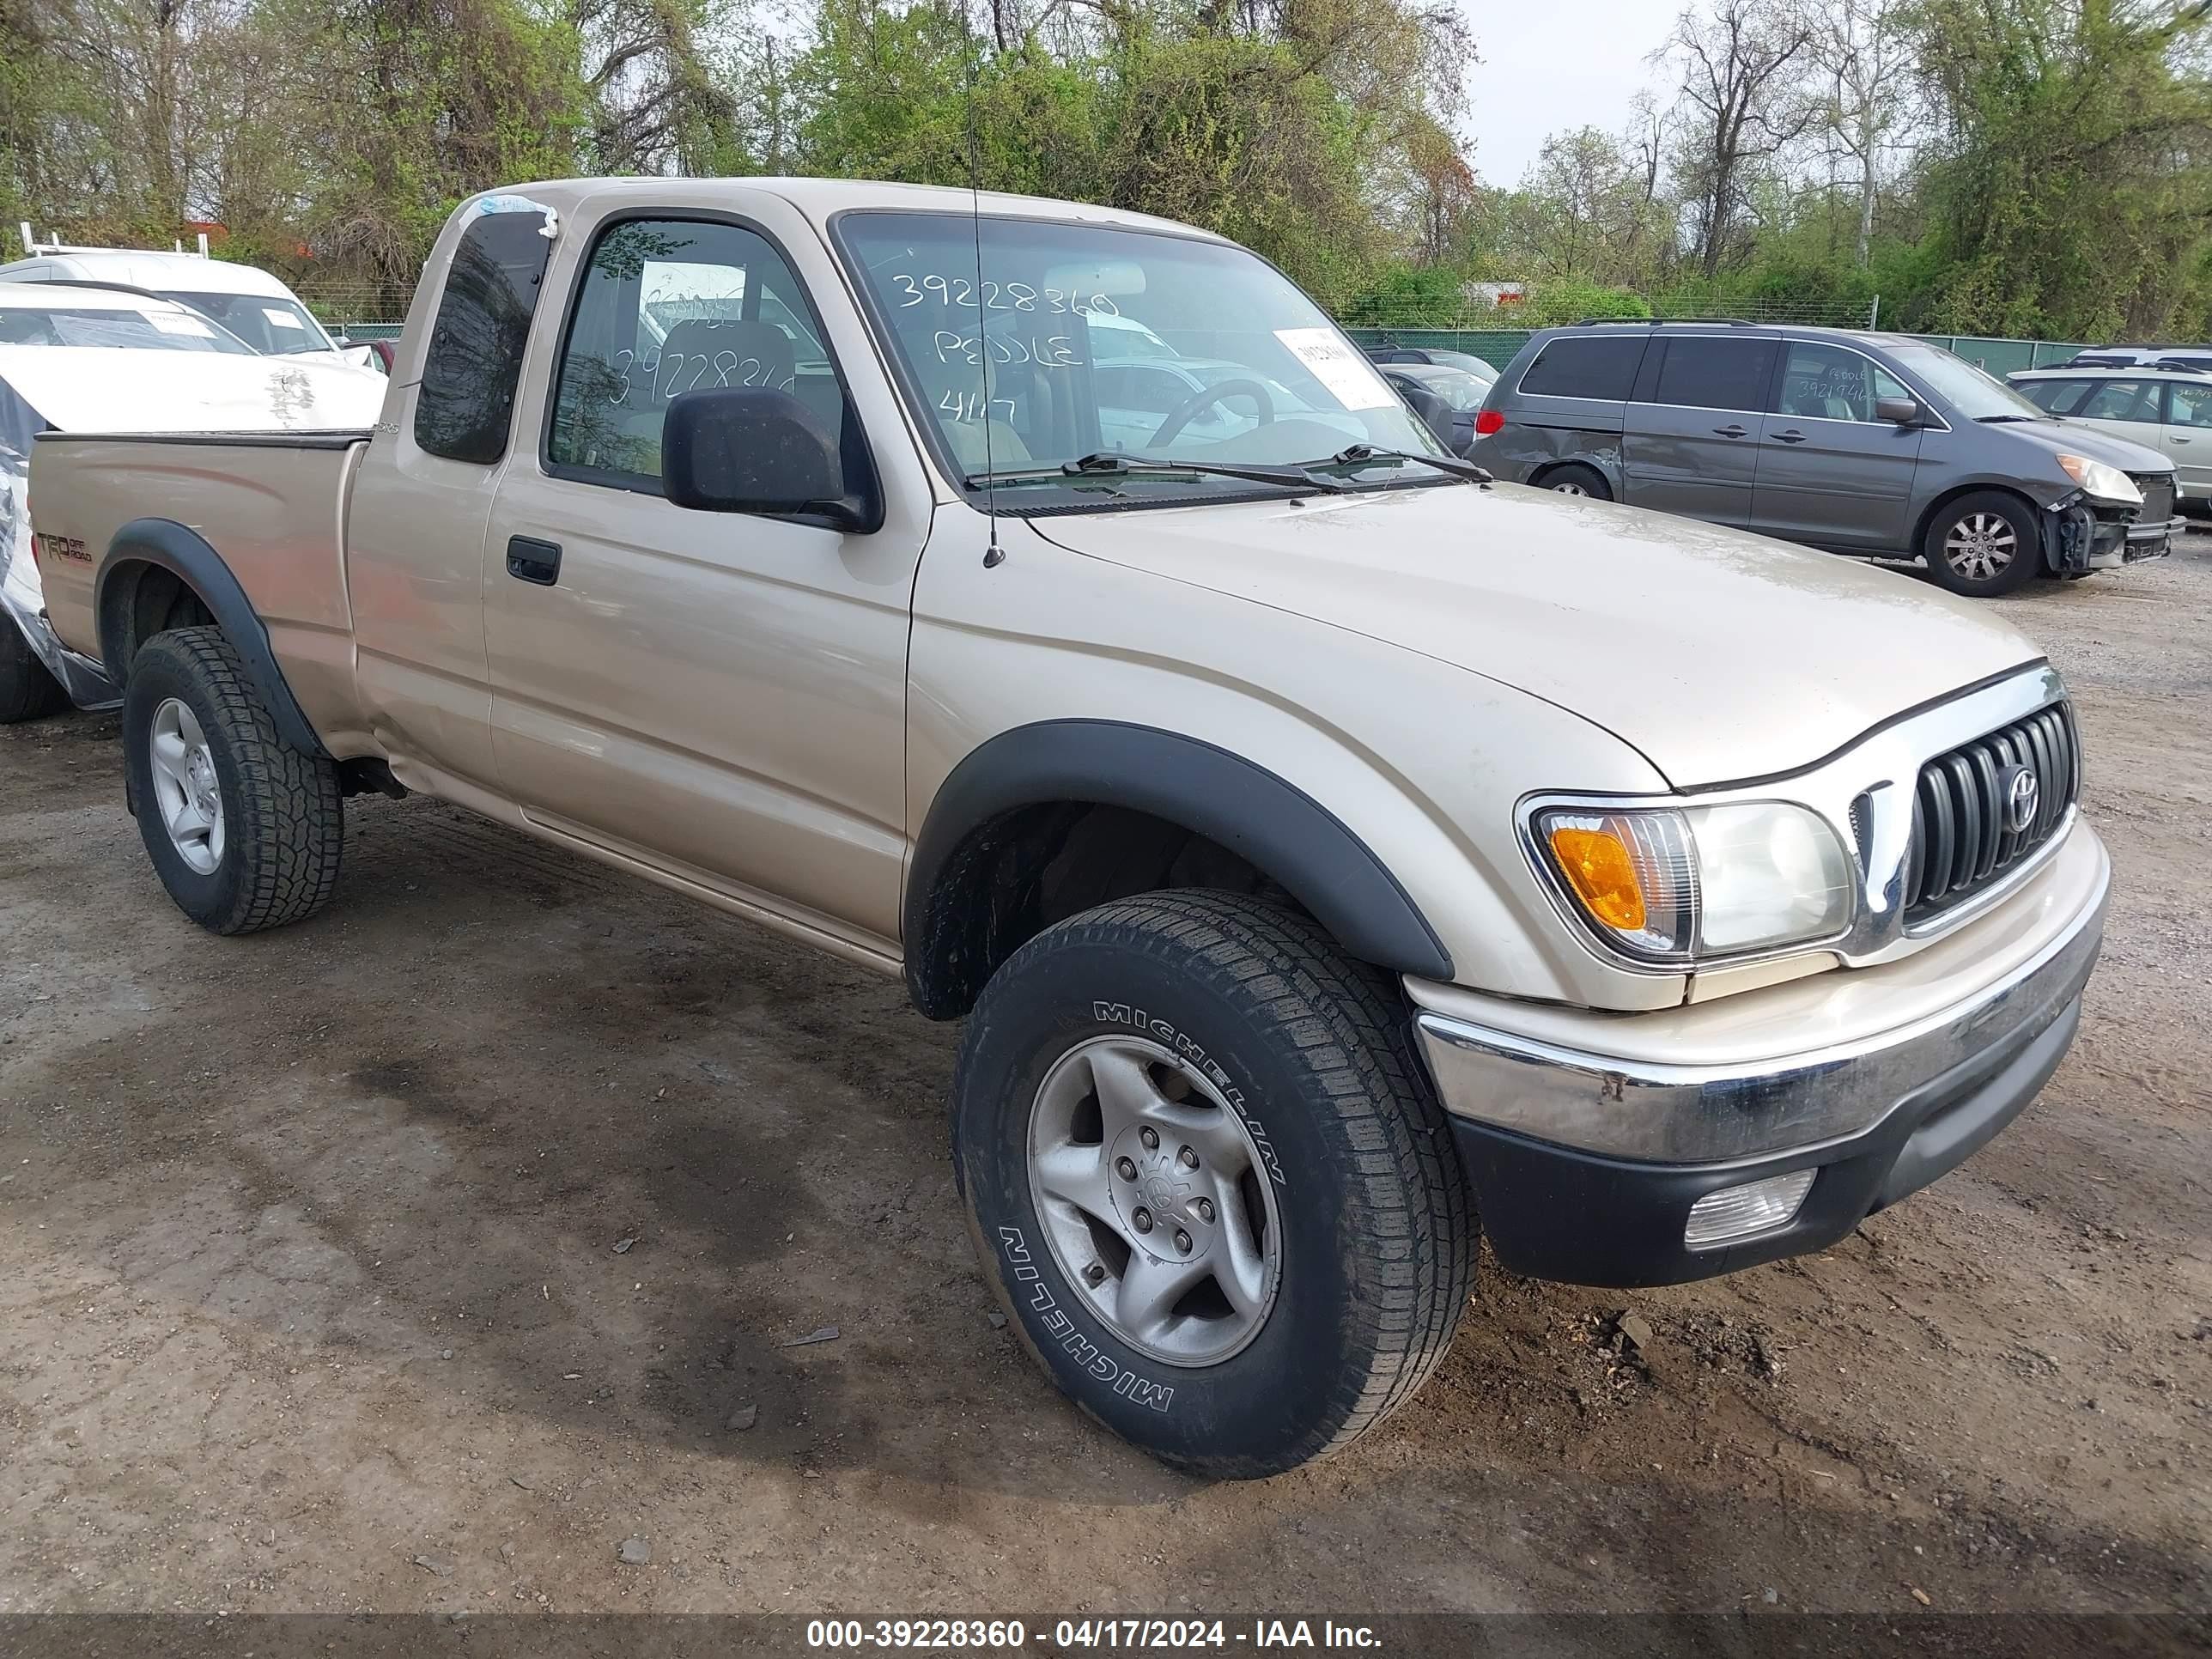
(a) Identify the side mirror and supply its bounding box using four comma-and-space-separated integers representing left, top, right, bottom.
663, 387, 863, 526
1875, 395, 1924, 426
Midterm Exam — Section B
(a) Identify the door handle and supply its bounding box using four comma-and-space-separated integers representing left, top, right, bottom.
506, 536, 562, 586
1713, 423, 1749, 438
2172, 435, 2192, 443
1772, 428, 1808, 443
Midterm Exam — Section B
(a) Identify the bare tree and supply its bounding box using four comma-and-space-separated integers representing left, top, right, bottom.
1657, 0, 1814, 278
1812, 0, 1914, 266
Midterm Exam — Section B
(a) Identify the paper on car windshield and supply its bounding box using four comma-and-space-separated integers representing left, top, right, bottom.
149, 313, 214, 337
263, 307, 305, 330
1273, 327, 1396, 411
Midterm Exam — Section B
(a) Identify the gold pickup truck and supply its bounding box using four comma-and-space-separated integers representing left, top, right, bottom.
28, 179, 2108, 1477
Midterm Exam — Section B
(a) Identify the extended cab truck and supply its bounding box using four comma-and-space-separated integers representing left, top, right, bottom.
30, 180, 2110, 1478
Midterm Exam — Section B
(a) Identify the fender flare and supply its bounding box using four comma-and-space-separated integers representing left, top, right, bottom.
94, 517, 329, 757
904, 720, 1454, 1013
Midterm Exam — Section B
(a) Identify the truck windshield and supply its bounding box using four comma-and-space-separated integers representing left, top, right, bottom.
0, 301, 255, 354
836, 212, 1447, 501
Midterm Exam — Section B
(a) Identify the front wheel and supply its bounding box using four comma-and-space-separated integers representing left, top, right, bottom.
1925, 490, 2041, 596
953, 890, 1475, 1478
122, 626, 344, 934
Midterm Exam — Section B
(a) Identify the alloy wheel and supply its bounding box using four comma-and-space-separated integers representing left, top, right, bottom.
1026, 1035, 1283, 1368
148, 697, 226, 876
1944, 512, 2019, 581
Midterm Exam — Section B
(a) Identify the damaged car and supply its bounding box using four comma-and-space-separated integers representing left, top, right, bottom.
1, 281, 385, 721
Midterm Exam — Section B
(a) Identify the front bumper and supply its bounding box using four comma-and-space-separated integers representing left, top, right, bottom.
2060, 500, 2179, 570
1414, 826, 2108, 1288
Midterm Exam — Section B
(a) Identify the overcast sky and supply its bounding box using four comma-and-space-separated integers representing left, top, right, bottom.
1461, 2, 1682, 186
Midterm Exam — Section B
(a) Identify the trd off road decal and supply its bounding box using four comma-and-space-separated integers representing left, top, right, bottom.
997, 1226, 1175, 1412
1090, 1001, 1287, 1185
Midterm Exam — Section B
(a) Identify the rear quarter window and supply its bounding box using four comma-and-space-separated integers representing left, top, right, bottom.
1519, 335, 1645, 401
414, 212, 555, 465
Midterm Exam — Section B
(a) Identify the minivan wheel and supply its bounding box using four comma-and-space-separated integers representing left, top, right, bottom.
122, 626, 344, 934
1925, 491, 2040, 596
952, 890, 1475, 1479
1542, 463, 1611, 501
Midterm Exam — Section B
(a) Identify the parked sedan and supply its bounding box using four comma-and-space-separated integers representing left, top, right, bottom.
2009, 366, 2212, 516
1378, 362, 1491, 455
1367, 343, 1503, 380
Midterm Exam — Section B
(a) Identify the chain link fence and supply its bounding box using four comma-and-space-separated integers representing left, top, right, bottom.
294, 273, 2095, 380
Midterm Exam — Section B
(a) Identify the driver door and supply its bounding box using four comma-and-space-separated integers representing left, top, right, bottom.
479, 210, 923, 951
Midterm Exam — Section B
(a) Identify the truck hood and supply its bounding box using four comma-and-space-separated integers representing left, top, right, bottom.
1030, 482, 2045, 787
0, 344, 385, 433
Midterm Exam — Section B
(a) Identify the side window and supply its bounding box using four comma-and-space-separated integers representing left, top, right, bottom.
2169, 382, 2212, 428
2075, 380, 2159, 422
2020, 379, 2093, 416
414, 212, 555, 464
1651, 337, 1777, 412
1519, 335, 1645, 400
1777, 345, 1911, 422
548, 217, 848, 485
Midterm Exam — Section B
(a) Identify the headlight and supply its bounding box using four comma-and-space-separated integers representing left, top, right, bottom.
1534, 802, 1855, 964
2055, 453, 2143, 504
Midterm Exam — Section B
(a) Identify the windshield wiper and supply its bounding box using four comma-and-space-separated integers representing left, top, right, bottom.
1298, 444, 1492, 483
1977, 414, 2038, 423
968, 453, 1349, 493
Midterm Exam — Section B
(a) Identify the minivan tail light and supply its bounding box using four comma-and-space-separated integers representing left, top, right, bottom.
1474, 410, 1504, 436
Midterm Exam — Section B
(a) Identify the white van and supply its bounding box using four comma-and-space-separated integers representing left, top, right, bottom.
0, 237, 381, 369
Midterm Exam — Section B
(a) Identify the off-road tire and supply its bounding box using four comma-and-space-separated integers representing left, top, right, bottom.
1924, 489, 2041, 597
0, 615, 70, 723
953, 890, 1476, 1478
122, 626, 343, 934
1541, 462, 1612, 501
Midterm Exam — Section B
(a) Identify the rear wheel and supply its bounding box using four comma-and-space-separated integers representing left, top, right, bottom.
953, 890, 1475, 1478
0, 616, 70, 723
1541, 463, 1611, 501
1925, 490, 2040, 597
122, 626, 343, 934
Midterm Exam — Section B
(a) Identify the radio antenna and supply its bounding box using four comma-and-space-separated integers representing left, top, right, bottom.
964, 9, 1003, 567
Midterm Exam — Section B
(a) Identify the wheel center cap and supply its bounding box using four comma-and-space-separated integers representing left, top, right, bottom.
1109, 1127, 1198, 1234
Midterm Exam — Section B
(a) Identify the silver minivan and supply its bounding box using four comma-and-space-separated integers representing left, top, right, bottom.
2008, 366, 2212, 514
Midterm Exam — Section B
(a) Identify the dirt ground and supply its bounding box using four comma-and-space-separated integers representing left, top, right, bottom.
2, 536, 2207, 1638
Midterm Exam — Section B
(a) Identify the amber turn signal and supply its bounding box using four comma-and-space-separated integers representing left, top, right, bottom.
1547, 825, 1647, 932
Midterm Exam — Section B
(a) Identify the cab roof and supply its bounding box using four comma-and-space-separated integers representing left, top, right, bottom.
496, 176, 1233, 241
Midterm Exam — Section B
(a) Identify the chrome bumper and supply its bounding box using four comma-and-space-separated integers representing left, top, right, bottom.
1415, 836, 2107, 1166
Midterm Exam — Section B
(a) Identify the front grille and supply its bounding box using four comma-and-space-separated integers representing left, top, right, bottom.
2131, 472, 2174, 523
1904, 702, 2079, 924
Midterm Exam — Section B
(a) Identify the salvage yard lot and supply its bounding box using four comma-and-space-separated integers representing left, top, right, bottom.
3, 542, 2208, 1622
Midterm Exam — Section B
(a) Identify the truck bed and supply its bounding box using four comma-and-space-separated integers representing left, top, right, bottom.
33, 429, 374, 749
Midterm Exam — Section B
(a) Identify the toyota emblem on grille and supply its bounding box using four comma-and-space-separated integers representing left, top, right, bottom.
2002, 764, 2040, 833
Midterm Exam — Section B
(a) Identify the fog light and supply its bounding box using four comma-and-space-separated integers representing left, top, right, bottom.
1683, 1170, 1815, 1249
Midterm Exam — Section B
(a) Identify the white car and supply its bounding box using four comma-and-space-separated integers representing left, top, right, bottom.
0, 240, 384, 370
0, 283, 386, 720
2009, 364, 2212, 514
